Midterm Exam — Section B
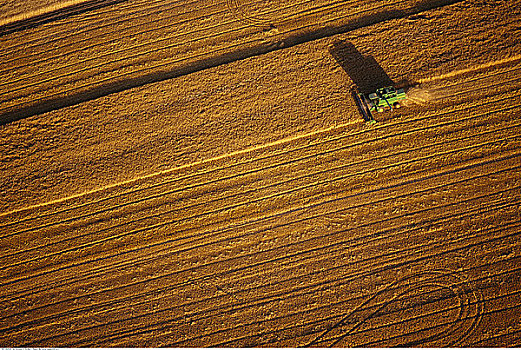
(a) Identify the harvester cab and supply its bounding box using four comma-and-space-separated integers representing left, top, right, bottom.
354, 86, 407, 124
367, 86, 406, 112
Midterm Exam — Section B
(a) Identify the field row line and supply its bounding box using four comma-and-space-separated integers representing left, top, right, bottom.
3, 187, 517, 340
3, 126, 519, 276
41, 221, 521, 347
2, 87, 519, 233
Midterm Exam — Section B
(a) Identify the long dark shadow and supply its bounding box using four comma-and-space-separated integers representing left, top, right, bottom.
0, 0, 464, 126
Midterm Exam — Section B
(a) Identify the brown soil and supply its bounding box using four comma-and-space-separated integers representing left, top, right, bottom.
0, 0, 520, 347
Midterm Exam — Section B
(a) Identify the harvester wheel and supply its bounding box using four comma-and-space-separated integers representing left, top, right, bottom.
393, 102, 401, 109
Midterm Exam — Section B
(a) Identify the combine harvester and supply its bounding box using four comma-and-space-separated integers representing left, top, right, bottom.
352, 86, 407, 123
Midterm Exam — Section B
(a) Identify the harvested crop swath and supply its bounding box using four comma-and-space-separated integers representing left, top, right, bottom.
1, 65, 521, 345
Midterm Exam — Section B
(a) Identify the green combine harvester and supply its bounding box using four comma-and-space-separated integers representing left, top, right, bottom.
353, 86, 407, 123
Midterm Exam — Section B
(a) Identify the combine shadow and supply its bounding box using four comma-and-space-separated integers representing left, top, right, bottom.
329, 40, 394, 95
0, 0, 458, 125
329, 40, 416, 122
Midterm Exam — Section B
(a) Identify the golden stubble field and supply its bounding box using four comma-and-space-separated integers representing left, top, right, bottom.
0, 0, 520, 347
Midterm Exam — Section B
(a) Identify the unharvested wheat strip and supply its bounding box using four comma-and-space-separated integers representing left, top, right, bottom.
4, 0, 480, 101
0, 0, 401, 113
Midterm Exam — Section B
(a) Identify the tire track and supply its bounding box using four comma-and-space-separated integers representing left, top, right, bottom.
306, 270, 483, 347
227, 0, 274, 27
2, 157, 519, 330
62, 223, 521, 348
2, 189, 516, 341
3, 130, 519, 278
468, 327, 521, 347
246, 274, 516, 348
